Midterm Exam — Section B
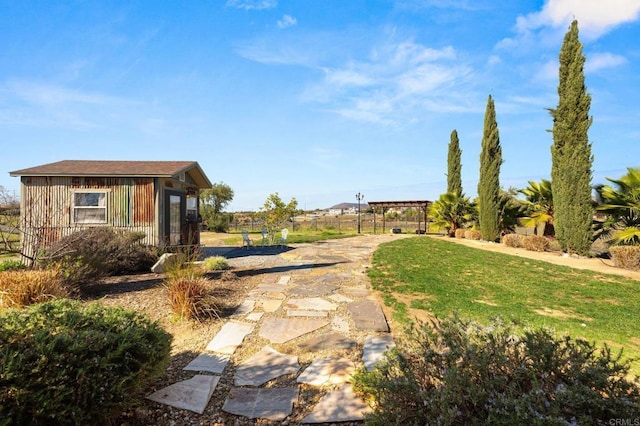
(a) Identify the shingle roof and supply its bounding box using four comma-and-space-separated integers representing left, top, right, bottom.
9, 160, 212, 188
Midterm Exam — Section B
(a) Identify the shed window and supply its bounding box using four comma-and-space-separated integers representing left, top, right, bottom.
73, 191, 107, 223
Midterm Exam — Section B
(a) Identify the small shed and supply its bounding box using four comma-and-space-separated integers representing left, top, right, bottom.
9, 160, 212, 262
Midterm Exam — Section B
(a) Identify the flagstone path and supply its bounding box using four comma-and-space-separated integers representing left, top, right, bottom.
147, 234, 405, 423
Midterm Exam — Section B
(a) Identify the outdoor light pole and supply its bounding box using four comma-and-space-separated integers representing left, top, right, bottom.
356, 192, 364, 234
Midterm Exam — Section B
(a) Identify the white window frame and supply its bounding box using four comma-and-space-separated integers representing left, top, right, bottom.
72, 190, 109, 224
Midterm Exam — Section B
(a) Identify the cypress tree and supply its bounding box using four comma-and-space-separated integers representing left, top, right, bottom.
549, 20, 593, 255
447, 129, 463, 197
478, 95, 502, 242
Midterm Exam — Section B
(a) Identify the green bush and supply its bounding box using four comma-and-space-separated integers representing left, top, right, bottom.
0, 260, 25, 272
521, 234, 551, 252
38, 228, 157, 285
610, 245, 640, 270
0, 299, 172, 425
202, 255, 229, 271
352, 316, 640, 425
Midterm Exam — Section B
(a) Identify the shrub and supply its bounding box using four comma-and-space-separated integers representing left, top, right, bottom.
38, 228, 157, 286
0, 269, 69, 308
352, 316, 640, 425
202, 256, 229, 271
0, 260, 25, 272
167, 277, 219, 321
454, 228, 465, 239
501, 233, 522, 248
0, 299, 172, 425
464, 229, 482, 240
610, 246, 640, 270
521, 235, 550, 252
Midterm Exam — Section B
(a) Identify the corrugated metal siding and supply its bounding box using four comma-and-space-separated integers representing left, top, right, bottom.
20, 176, 156, 261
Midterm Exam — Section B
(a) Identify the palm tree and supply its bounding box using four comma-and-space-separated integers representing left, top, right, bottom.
519, 179, 555, 237
429, 192, 476, 237
498, 188, 526, 235
594, 168, 640, 245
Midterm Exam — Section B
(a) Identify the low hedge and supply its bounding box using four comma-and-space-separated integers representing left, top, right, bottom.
353, 316, 640, 425
0, 299, 172, 424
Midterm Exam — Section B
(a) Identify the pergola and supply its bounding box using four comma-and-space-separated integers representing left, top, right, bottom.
367, 200, 432, 234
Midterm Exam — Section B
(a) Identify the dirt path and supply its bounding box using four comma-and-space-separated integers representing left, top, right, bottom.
427, 234, 640, 281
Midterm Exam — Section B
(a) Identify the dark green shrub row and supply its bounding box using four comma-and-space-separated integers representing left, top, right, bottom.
0, 299, 172, 425
38, 228, 157, 285
352, 316, 640, 425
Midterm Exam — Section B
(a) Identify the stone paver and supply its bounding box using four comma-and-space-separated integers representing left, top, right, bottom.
331, 315, 351, 334
287, 297, 338, 311
231, 300, 255, 317
260, 299, 283, 312
289, 282, 339, 296
222, 387, 299, 421
287, 309, 329, 317
328, 293, 354, 304
363, 334, 396, 371
235, 346, 300, 386
146, 375, 220, 414
259, 317, 329, 344
150, 234, 408, 420
342, 286, 370, 298
347, 299, 389, 332
296, 356, 355, 386
246, 312, 264, 322
300, 384, 372, 423
298, 331, 357, 352
183, 353, 230, 374
205, 321, 254, 354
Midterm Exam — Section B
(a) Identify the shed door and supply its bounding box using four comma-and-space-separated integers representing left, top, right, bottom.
165, 190, 184, 245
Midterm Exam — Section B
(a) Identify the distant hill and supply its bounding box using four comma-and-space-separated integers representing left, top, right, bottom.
328, 202, 369, 210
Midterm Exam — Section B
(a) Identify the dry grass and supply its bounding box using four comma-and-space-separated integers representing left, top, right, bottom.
501, 233, 523, 248
610, 246, 640, 270
166, 277, 221, 321
521, 235, 551, 252
0, 269, 69, 309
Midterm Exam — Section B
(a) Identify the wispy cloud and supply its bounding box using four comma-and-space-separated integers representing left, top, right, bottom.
277, 14, 297, 29
1, 80, 117, 106
226, 0, 277, 11
303, 39, 472, 125
0, 79, 134, 129
586, 52, 627, 72
308, 147, 342, 168
515, 0, 640, 39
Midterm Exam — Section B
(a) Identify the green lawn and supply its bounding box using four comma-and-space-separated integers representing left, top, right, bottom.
369, 236, 640, 368
225, 229, 357, 245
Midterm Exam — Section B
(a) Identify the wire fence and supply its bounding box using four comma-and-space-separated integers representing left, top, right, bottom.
230, 214, 431, 235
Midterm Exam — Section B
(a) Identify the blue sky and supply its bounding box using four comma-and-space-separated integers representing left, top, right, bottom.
1, 0, 639, 211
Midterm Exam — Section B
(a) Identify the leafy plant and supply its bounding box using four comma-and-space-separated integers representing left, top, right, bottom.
202, 256, 229, 271
594, 167, 640, 246
429, 192, 476, 237
0, 299, 172, 424
353, 316, 640, 425
0, 259, 25, 272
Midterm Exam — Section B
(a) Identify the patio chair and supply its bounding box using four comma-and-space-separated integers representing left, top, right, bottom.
278, 228, 289, 247
241, 230, 252, 249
